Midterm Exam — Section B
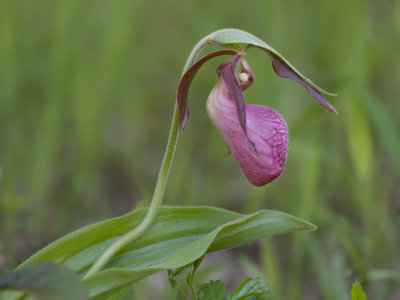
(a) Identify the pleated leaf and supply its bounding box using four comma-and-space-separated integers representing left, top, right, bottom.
0, 263, 87, 300
6, 206, 314, 299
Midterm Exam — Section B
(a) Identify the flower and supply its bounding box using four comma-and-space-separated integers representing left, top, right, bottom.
207, 72, 288, 187
177, 48, 336, 187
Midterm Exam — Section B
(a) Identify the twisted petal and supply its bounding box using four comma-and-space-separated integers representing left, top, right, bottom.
218, 54, 258, 157
177, 50, 236, 132
207, 78, 288, 186
255, 47, 338, 115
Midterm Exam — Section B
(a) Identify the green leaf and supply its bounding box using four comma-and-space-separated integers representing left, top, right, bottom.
115, 287, 135, 300
229, 277, 269, 300
351, 281, 367, 300
0, 262, 87, 300
9, 206, 314, 299
206, 28, 336, 97
247, 296, 268, 300
195, 280, 226, 300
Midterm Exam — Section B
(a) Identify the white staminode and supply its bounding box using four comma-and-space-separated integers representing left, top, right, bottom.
239, 72, 249, 82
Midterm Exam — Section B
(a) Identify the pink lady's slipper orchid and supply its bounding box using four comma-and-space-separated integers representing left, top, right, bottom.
177, 48, 336, 187
206, 55, 288, 186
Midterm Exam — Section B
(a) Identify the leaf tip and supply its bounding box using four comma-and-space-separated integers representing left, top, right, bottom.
309, 223, 318, 231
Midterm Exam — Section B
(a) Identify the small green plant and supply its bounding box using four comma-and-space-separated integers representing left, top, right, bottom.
351, 281, 367, 300
0, 29, 336, 299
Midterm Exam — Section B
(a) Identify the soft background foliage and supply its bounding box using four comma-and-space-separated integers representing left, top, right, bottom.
0, 0, 399, 299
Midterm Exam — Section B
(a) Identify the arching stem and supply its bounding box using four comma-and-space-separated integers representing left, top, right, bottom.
84, 36, 210, 279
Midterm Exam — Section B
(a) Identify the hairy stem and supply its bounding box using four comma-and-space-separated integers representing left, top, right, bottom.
84, 36, 210, 279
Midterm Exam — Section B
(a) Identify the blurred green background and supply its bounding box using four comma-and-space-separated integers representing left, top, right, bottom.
0, 0, 399, 299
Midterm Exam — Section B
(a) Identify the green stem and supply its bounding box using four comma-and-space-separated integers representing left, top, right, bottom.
84, 37, 210, 279
190, 282, 198, 300
84, 107, 180, 278
178, 287, 190, 300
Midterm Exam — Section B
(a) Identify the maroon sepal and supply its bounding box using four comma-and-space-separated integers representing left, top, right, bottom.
177, 50, 236, 132
218, 54, 258, 158
255, 47, 338, 115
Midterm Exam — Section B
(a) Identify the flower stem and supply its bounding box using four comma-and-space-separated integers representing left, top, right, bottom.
190, 283, 199, 300
84, 107, 180, 278
84, 37, 210, 279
